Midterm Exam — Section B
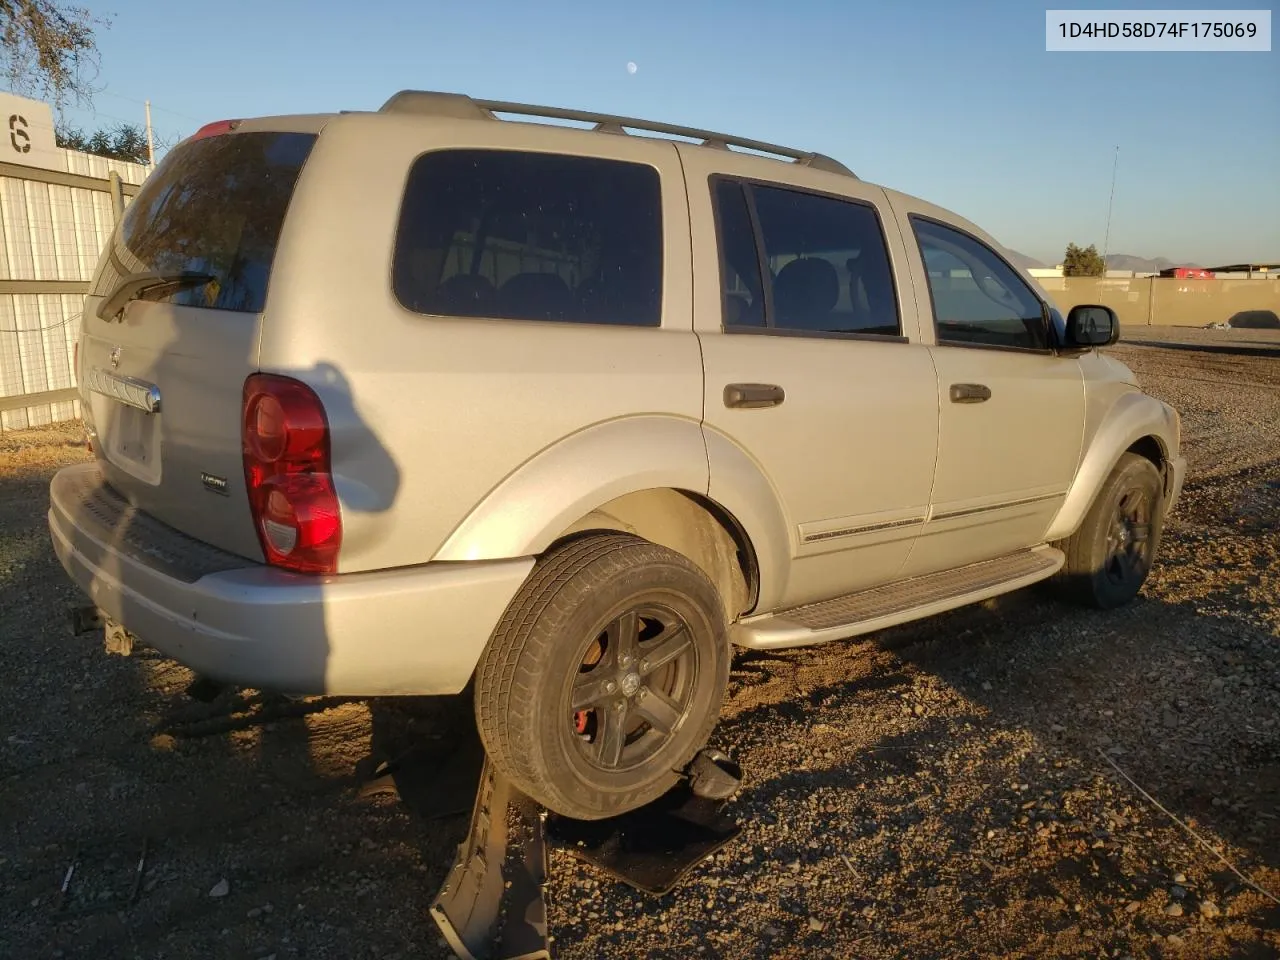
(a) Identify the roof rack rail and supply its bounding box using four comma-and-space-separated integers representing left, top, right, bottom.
377, 90, 856, 179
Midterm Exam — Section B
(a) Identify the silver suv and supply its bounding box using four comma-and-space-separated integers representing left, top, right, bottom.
49, 91, 1185, 820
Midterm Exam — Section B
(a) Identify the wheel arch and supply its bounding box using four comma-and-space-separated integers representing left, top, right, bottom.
431, 416, 763, 618
1045, 391, 1178, 542
553, 488, 759, 619
1125, 434, 1166, 469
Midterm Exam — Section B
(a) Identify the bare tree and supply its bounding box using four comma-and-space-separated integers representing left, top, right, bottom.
0, 0, 107, 107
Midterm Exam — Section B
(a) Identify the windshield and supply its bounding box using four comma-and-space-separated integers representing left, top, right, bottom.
94, 131, 317, 314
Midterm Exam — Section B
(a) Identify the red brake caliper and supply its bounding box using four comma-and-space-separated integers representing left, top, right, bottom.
574, 710, 590, 735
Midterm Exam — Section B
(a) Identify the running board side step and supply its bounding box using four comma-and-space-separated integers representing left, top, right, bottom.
731, 545, 1064, 650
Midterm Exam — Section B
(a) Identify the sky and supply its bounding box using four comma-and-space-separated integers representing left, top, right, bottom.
57, 0, 1279, 266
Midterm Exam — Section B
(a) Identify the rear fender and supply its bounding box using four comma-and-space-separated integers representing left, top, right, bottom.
432, 416, 710, 562
701, 427, 793, 615
433, 417, 793, 618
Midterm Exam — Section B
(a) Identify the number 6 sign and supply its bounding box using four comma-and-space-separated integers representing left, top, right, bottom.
0, 92, 61, 170
9, 114, 32, 154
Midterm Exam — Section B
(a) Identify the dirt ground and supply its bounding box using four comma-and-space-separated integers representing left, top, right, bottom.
1, 327, 1277, 960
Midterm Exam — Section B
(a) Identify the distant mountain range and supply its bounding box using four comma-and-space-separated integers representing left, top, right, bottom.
1007, 250, 1047, 270
1006, 250, 1202, 273
1104, 254, 1202, 273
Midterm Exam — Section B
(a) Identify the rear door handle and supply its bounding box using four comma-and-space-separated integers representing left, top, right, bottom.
724, 383, 785, 409
949, 383, 992, 404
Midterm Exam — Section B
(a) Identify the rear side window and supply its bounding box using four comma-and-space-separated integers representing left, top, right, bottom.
393, 150, 663, 326
98, 131, 316, 314
713, 180, 766, 328
711, 178, 901, 337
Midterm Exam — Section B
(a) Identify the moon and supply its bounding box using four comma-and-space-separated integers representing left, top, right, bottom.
626, 61, 638, 75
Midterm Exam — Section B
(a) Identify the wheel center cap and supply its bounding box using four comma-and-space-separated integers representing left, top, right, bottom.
620, 672, 642, 697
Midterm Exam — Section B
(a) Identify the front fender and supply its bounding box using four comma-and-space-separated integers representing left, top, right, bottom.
431, 416, 710, 562
1044, 388, 1179, 542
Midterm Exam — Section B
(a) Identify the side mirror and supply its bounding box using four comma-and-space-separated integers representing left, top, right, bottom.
1065, 304, 1119, 347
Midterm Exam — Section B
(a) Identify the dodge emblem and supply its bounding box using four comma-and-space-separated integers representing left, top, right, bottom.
109, 346, 121, 368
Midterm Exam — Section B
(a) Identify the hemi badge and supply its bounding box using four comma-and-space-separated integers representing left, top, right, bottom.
201, 472, 230, 496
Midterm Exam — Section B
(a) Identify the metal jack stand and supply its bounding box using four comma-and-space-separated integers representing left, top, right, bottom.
428, 749, 743, 960
430, 760, 551, 960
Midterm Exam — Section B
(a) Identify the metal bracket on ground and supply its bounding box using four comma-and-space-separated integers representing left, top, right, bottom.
103, 619, 136, 656
69, 606, 137, 656
70, 605, 105, 635
428, 746, 743, 958
430, 759, 550, 960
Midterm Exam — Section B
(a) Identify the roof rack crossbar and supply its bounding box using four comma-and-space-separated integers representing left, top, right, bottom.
378, 91, 856, 178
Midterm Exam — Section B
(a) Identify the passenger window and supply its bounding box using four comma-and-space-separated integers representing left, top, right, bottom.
912, 218, 1050, 350
393, 150, 663, 326
743, 184, 901, 337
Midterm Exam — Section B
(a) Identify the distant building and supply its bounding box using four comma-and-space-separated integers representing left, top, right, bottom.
1158, 267, 1215, 279
1027, 266, 1163, 280
1198, 262, 1279, 279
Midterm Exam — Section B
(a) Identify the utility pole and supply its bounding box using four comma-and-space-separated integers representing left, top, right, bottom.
144, 100, 155, 169
1101, 145, 1119, 274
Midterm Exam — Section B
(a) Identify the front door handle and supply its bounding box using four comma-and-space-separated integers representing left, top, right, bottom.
949, 383, 992, 404
724, 383, 785, 409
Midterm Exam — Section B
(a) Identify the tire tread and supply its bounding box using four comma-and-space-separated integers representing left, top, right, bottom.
1056, 452, 1164, 609
475, 533, 727, 817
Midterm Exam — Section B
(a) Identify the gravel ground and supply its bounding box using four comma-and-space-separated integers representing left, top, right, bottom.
1, 329, 1277, 960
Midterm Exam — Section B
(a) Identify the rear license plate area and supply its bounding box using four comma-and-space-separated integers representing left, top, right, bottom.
114, 406, 151, 463
100, 402, 162, 484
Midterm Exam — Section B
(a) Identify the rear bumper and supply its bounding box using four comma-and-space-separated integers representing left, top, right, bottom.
49, 463, 533, 696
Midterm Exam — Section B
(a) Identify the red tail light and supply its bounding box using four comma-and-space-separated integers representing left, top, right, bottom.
190, 119, 242, 141
242, 374, 342, 574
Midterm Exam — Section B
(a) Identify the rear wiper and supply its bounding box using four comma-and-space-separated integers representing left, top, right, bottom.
96, 270, 215, 322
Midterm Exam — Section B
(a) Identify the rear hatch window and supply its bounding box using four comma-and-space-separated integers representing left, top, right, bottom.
80, 128, 317, 562
94, 131, 316, 313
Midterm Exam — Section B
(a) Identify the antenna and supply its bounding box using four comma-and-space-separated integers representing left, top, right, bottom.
144, 100, 156, 169
1101, 145, 1119, 273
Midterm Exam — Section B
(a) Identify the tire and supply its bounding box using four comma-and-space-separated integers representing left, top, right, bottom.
474, 533, 730, 820
1057, 453, 1165, 609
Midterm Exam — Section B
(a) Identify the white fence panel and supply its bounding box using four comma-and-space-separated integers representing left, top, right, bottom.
0, 147, 148, 431
0, 179, 37, 279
